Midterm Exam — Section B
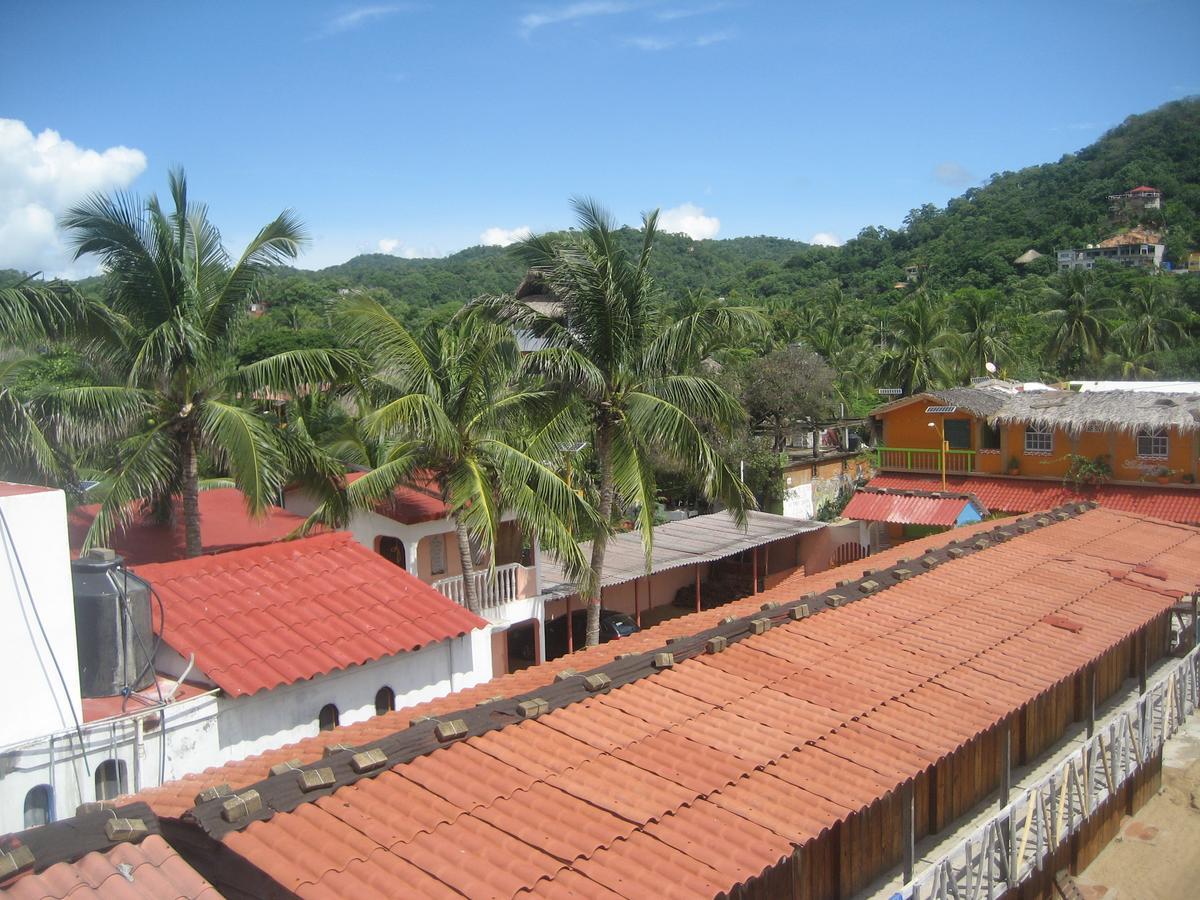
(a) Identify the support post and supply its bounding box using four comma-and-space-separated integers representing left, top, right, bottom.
1000, 721, 1011, 808
634, 577, 641, 628
1138, 628, 1148, 695
901, 779, 915, 884
1193, 596, 1198, 650
751, 547, 758, 596
1087, 665, 1096, 738
695, 566, 701, 614
764, 542, 770, 588
566, 594, 573, 655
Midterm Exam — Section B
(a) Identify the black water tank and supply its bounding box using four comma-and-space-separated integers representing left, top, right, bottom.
70, 549, 155, 698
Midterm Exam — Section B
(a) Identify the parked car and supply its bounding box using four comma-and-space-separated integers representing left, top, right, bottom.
513, 608, 639, 661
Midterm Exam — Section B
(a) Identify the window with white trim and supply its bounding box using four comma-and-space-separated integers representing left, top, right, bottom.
1136, 428, 1168, 459
1024, 427, 1053, 454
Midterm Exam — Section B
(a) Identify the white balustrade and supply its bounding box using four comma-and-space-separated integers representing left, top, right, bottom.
432, 562, 525, 609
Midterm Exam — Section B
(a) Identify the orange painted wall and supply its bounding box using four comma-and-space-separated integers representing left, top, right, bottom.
877, 404, 1200, 484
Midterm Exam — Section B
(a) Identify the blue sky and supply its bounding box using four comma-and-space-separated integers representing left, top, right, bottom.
2, 1, 1197, 275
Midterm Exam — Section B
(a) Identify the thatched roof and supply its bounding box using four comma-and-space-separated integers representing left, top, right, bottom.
991, 390, 1200, 435
1013, 249, 1042, 264
514, 269, 564, 318
871, 387, 1006, 419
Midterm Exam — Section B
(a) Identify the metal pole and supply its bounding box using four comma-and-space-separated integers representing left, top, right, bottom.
695, 566, 701, 614
940, 417, 948, 490
901, 779, 915, 884
566, 594, 573, 654
634, 577, 640, 628
751, 547, 758, 596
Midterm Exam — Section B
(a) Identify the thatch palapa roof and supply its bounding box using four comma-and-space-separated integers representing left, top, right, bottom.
991, 390, 1200, 435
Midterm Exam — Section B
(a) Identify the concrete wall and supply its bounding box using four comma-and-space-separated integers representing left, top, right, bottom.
212, 629, 491, 761
0, 690, 220, 834
0, 487, 83, 750
782, 455, 871, 518
0, 627, 493, 832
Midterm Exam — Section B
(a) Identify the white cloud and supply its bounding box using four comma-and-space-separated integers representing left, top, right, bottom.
932, 161, 974, 188
808, 232, 843, 247
520, 2, 628, 35
324, 5, 408, 35
655, 3, 727, 21
692, 30, 731, 46
626, 35, 676, 50
658, 203, 719, 240
376, 237, 423, 258
479, 225, 533, 247
625, 29, 732, 50
0, 118, 146, 277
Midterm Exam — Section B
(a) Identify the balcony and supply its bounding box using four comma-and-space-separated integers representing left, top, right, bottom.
431, 562, 531, 610
874, 446, 976, 474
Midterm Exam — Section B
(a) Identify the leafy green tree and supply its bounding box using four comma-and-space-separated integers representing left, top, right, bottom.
1042, 270, 1113, 371
312, 296, 594, 615
1115, 279, 1191, 357
61, 169, 351, 556
480, 199, 755, 646
954, 288, 1012, 379
728, 346, 837, 452
878, 291, 959, 393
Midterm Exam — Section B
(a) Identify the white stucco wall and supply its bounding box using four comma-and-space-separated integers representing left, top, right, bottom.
213, 630, 492, 760
0, 690, 220, 834
1, 628, 493, 833
0, 487, 82, 749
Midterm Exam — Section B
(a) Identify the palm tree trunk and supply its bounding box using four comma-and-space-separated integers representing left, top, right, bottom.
181, 432, 202, 558
585, 424, 615, 648
453, 515, 482, 616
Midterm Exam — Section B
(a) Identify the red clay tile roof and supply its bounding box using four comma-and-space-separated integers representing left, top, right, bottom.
869, 473, 1200, 524
0, 482, 56, 498
1129, 185, 1159, 193
1, 835, 219, 900
68, 487, 310, 565
344, 471, 449, 525
129, 515, 1013, 819
843, 488, 983, 526
137, 508, 1200, 898
133, 532, 486, 697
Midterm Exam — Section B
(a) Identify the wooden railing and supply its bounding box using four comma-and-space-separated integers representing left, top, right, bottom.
432, 562, 526, 609
873, 446, 976, 474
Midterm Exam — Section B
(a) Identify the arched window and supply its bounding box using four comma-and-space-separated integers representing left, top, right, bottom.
374, 686, 395, 716
377, 537, 406, 569
23, 785, 53, 828
95, 760, 127, 801
318, 703, 340, 732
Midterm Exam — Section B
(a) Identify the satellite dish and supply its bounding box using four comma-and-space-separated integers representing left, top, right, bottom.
985, 361, 997, 374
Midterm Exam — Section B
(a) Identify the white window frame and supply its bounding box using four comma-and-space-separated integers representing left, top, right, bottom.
1024, 427, 1053, 455
1136, 427, 1168, 459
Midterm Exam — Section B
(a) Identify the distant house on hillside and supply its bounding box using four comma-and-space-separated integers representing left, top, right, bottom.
1056, 227, 1164, 272
1108, 185, 1162, 214
512, 269, 564, 353
1013, 248, 1043, 265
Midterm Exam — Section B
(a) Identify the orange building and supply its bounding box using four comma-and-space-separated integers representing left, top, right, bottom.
867, 381, 1200, 523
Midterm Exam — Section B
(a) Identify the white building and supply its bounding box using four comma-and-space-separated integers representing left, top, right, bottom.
284, 477, 546, 674
0, 485, 491, 834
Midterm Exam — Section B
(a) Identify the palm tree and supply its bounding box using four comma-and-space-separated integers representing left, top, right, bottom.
310, 296, 594, 615
61, 169, 351, 556
478, 198, 755, 646
957, 290, 1012, 379
877, 291, 959, 394
1042, 270, 1112, 370
1115, 279, 1191, 357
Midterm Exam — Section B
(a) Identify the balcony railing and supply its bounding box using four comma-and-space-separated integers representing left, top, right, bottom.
874, 446, 976, 474
432, 562, 526, 609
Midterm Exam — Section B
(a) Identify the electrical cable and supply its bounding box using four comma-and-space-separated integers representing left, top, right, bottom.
118, 565, 167, 787
0, 504, 91, 776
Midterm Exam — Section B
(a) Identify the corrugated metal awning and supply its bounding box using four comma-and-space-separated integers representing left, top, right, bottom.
539, 510, 824, 598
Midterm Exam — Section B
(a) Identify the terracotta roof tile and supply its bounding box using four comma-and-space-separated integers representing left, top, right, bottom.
869, 473, 1200, 524
133, 532, 486, 696
128, 508, 1200, 899
67, 486, 312, 565
1, 835, 219, 900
